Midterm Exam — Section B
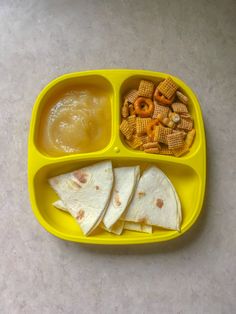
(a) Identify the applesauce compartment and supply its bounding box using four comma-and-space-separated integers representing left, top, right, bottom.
33, 157, 201, 242
119, 75, 202, 158
34, 75, 114, 157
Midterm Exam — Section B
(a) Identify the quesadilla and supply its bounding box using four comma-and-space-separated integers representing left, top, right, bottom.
49, 160, 113, 235
103, 166, 140, 229
53, 199, 125, 235
124, 166, 181, 231
53, 199, 68, 212
124, 221, 152, 234
101, 220, 125, 235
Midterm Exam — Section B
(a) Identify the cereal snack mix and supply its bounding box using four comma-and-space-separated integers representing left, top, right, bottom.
120, 76, 195, 156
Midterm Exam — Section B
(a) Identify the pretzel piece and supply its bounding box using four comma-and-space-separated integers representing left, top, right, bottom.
176, 91, 189, 105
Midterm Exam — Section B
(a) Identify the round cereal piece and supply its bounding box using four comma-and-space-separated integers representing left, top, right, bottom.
154, 88, 175, 106
134, 97, 154, 118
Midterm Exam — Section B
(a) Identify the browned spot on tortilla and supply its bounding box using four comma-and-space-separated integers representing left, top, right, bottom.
72, 181, 81, 188
76, 209, 85, 221
138, 217, 148, 224
156, 198, 164, 208
73, 170, 88, 184
51, 177, 59, 185
95, 185, 99, 190
114, 191, 121, 207
138, 191, 146, 198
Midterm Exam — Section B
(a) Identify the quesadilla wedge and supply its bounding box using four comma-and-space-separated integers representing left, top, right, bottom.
53, 200, 153, 236
53, 200, 126, 235
101, 220, 125, 235
53, 199, 68, 212
103, 166, 140, 229
49, 160, 113, 235
124, 221, 152, 234
124, 166, 181, 231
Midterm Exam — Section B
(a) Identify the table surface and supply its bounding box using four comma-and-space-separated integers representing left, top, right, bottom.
1, 1, 236, 313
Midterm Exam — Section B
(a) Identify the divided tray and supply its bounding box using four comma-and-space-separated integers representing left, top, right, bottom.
28, 69, 206, 245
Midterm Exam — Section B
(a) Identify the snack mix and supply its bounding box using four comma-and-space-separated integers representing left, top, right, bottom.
120, 77, 196, 156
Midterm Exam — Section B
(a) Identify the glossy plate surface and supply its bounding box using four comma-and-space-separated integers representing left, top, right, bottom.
28, 69, 206, 245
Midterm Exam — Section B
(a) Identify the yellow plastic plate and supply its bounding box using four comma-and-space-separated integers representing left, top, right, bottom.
28, 69, 206, 245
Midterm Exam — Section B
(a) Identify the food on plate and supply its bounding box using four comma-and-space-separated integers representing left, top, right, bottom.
124, 166, 182, 231
123, 222, 152, 234
120, 77, 196, 156
103, 166, 140, 229
138, 80, 155, 98
102, 220, 125, 235
48, 161, 113, 235
185, 129, 196, 148
134, 97, 154, 117
176, 90, 189, 104
157, 77, 178, 100
49, 161, 182, 236
53, 199, 68, 211
39, 88, 111, 155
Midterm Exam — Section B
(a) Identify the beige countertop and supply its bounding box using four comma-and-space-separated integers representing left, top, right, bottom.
0, 0, 235, 313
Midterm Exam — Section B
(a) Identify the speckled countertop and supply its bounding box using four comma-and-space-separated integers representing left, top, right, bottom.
0, 1, 236, 313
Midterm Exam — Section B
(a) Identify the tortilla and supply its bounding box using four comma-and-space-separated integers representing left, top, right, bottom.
103, 166, 140, 229
49, 160, 113, 235
53, 199, 68, 212
53, 201, 126, 235
165, 176, 182, 231
124, 221, 152, 234
124, 166, 181, 231
101, 220, 125, 235
52, 200, 152, 235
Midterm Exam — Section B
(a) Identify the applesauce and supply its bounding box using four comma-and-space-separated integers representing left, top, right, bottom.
39, 87, 111, 155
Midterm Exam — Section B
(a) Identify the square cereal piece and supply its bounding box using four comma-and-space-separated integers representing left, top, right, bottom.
138, 80, 155, 98
121, 100, 129, 118
171, 102, 188, 113
120, 119, 133, 140
138, 135, 150, 144
136, 117, 151, 135
167, 132, 185, 149
127, 115, 136, 133
152, 101, 170, 119
172, 143, 189, 157
125, 89, 139, 104
125, 136, 143, 149
159, 144, 174, 155
153, 125, 173, 144
177, 118, 193, 131
158, 77, 178, 99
